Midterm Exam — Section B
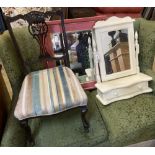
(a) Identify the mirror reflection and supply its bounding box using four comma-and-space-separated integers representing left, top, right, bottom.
103, 29, 130, 75
51, 30, 95, 82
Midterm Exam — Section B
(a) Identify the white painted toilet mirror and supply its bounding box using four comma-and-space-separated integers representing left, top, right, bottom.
93, 16, 139, 81
92, 16, 152, 105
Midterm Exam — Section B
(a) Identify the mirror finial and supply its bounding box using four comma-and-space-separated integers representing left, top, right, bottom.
135, 31, 140, 73
88, 37, 93, 69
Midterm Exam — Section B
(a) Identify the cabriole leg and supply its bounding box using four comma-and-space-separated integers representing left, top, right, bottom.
20, 119, 35, 146
81, 106, 89, 132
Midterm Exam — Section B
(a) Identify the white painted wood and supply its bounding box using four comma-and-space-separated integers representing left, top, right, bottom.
95, 73, 152, 91
152, 57, 155, 72
94, 16, 135, 29
85, 68, 94, 81
92, 16, 153, 105
93, 16, 137, 82
88, 37, 93, 69
92, 37, 101, 82
135, 31, 140, 73
95, 73, 152, 105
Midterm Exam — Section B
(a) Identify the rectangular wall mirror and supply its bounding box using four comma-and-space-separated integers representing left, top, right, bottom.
46, 16, 106, 90
51, 30, 94, 82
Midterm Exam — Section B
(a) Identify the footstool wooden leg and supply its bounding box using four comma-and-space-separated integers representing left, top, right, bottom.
81, 106, 89, 132
20, 120, 35, 146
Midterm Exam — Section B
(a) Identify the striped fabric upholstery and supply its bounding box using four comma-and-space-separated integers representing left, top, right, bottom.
14, 66, 87, 120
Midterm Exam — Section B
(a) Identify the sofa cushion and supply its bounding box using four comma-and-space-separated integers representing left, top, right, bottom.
1, 90, 108, 146
27, 91, 108, 146
92, 90, 155, 146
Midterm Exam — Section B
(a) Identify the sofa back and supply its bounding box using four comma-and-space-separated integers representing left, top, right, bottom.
0, 27, 43, 95
136, 18, 155, 71
0, 30, 24, 95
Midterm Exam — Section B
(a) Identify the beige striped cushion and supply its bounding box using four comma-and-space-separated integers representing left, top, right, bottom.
14, 66, 87, 120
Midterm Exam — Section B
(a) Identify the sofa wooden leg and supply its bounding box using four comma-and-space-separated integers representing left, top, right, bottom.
20, 119, 35, 146
81, 106, 89, 132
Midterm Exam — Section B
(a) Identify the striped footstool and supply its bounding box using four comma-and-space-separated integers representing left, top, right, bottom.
14, 66, 89, 145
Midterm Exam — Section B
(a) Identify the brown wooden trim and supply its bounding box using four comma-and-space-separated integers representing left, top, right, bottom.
0, 64, 7, 141
0, 64, 2, 70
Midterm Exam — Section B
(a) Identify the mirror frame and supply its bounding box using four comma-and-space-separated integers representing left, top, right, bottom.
93, 16, 139, 82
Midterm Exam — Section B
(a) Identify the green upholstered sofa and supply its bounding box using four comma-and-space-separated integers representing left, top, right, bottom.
1, 18, 155, 146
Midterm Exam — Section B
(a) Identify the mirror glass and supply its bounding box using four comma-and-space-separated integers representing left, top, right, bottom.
51, 30, 95, 82
103, 29, 130, 75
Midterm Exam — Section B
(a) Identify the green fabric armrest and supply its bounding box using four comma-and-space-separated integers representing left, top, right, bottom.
143, 69, 155, 94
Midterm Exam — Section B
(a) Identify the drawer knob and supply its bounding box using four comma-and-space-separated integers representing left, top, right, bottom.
137, 85, 143, 89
